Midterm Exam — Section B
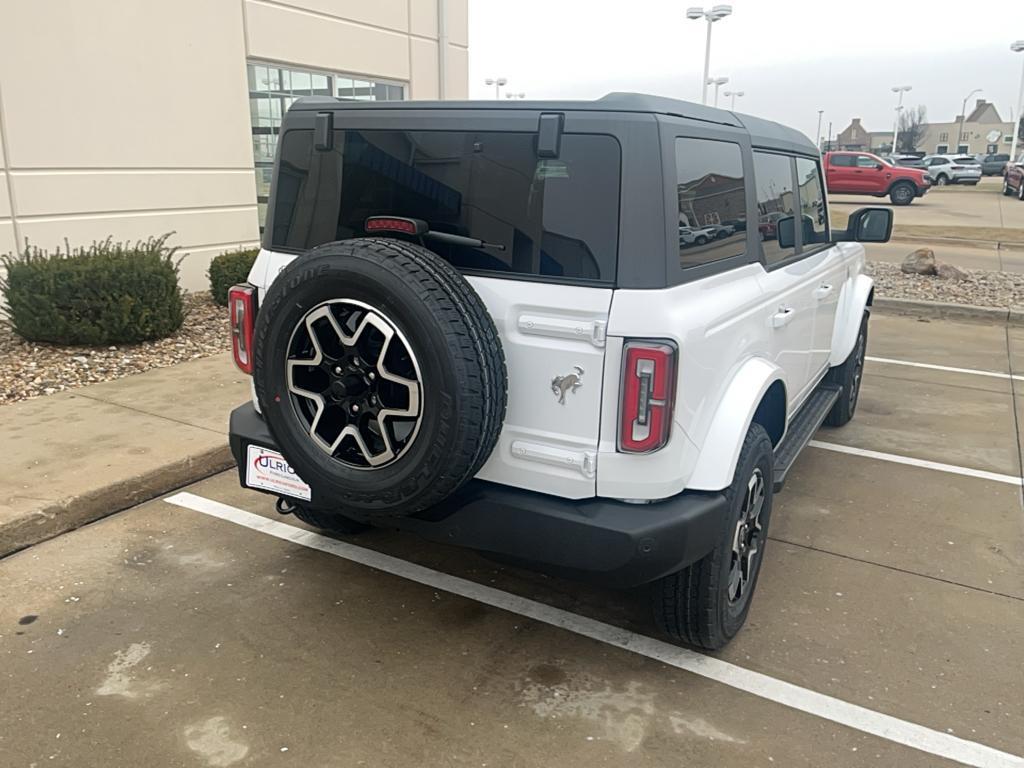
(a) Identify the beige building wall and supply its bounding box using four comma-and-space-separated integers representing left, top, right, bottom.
918, 121, 1015, 155
0, 0, 469, 292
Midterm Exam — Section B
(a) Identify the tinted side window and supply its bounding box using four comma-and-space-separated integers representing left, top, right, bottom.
830, 154, 855, 167
675, 137, 747, 268
855, 155, 878, 168
753, 152, 796, 266
269, 128, 621, 283
796, 157, 828, 246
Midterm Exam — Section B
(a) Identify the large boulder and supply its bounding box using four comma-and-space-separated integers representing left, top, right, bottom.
935, 263, 969, 281
901, 248, 936, 275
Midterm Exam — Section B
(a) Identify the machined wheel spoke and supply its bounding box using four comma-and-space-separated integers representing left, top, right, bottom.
285, 299, 423, 470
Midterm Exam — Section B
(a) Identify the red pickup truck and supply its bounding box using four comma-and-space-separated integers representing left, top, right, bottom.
824, 151, 930, 206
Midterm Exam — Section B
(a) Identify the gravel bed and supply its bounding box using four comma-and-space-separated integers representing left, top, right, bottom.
866, 261, 1024, 309
0, 293, 230, 406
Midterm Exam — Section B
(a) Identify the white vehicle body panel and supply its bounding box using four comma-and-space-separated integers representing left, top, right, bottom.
249, 236, 870, 501
247, 249, 611, 499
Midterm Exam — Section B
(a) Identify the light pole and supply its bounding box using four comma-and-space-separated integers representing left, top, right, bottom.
815, 109, 824, 151
1011, 41, 1024, 164
484, 77, 507, 99
707, 76, 728, 108
890, 85, 911, 154
958, 88, 981, 153
687, 5, 733, 105
723, 89, 743, 110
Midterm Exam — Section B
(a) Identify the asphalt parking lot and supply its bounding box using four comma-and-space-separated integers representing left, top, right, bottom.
832, 176, 1024, 231
2, 313, 1023, 767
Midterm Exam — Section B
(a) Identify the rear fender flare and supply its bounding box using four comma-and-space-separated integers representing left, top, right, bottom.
686, 357, 785, 492
830, 274, 873, 366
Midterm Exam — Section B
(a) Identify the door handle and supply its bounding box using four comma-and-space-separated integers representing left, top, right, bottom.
772, 307, 795, 328
813, 284, 834, 300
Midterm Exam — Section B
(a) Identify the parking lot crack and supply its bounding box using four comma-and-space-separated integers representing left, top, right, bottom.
769, 535, 1024, 603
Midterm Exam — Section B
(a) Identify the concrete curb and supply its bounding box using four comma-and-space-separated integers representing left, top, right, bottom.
0, 445, 235, 559
873, 297, 1022, 326
889, 235, 1024, 252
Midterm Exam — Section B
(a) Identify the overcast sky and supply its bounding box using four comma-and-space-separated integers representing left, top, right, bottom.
468, 0, 1024, 142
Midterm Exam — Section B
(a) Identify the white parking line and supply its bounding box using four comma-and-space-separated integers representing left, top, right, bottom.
166, 491, 1024, 768
866, 356, 1024, 382
809, 440, 1024, 486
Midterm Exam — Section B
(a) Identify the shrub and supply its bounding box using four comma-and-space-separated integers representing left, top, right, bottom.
208, 247, 259, 306
1, 234, 184, 345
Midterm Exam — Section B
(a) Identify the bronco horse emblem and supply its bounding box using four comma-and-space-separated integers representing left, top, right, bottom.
551, 366, 584, 405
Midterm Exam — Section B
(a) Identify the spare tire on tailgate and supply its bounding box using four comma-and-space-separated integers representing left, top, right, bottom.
252, 238, 507, 520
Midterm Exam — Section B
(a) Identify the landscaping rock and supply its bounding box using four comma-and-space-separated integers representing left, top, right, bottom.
900, 248, 936, 275
1, 292, 229, 406
867, 261, 1023, 308
935, 263, 970, 281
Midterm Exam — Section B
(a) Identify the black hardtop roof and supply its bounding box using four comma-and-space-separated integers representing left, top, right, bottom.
290, 92, 818, 155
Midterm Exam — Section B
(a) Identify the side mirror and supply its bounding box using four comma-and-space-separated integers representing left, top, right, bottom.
875, 162, 884, 170
775, 214, 817, 250
836, 207, 892, 243
776, 216, 795, 249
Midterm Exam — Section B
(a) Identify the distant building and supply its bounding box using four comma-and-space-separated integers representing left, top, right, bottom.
834, 100, 1017, 157
919, 100, 1015, 155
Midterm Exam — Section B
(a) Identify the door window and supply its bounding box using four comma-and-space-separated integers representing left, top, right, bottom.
674, 137, 748, 269
796, 158, 828, 247
855, 155, 879, 168
829, 154, 856, 167
753, 152, 796, 266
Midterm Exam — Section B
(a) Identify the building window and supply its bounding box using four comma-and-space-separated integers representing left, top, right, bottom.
938, 132, 948, 142
247, 61, 406, 230
936, 144, 948, 154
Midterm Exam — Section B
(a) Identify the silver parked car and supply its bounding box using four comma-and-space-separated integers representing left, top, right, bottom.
921, 155, 982, 186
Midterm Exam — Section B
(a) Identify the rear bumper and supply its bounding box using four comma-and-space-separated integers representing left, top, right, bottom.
229, 403, 726, 587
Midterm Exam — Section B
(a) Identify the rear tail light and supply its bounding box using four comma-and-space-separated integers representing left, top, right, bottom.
619, 340, 677, 453
952, 165, 965, 170
229, 284, 256, 374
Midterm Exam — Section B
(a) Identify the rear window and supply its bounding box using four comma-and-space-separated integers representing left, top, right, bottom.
269, 128, 621, 283
829, 154, 856, 167
954, 157, 979, 164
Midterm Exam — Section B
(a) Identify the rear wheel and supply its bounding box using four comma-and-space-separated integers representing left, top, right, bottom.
696, 235, 708, 245
652, 423, 774, 650
889, 182, 915, 205
824, 313, 868, 427
1019, 182, 1024, 201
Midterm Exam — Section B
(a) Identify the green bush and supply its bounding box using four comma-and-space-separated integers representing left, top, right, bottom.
1, 234, 184, 345
208, 247, 259, 306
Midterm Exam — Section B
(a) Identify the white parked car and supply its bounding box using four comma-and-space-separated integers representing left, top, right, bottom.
226, 93, 891, 650
678, 224, 718, 245
921, 154, 983, 185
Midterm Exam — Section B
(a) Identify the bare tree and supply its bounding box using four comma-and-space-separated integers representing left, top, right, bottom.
897, 105, 927, 153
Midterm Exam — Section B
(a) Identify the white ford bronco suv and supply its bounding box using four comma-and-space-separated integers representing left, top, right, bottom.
227, 93, 892, 650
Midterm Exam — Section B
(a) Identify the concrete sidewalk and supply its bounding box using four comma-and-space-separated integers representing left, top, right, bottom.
0, 353, 248, 556
865, 241, 1024, 273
